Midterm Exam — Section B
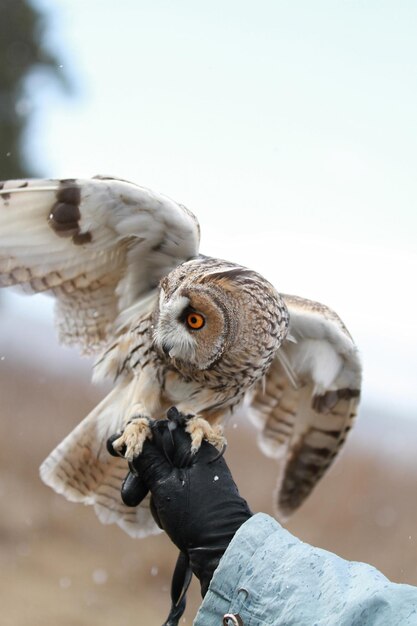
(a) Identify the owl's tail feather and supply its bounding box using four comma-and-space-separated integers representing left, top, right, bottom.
39, 382, 160, 538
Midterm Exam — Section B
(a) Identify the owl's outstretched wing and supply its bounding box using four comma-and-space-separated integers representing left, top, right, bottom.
0, 176, 200, 352
250, 294, 361, 518
40, 381, 160, 538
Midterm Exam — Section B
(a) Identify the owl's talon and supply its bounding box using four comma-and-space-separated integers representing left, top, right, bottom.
106, 433, 126, 457
185, 416, 226, 453
112, 417, 152, 461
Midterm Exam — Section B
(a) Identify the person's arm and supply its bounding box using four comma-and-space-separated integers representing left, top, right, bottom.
196, 513, 417, 626
114, 415, 417, 626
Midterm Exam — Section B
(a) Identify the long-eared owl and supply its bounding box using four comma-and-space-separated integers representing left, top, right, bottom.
0, 176, 361, 537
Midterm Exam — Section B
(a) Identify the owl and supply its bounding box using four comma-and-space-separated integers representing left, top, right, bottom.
0, 176, 361, 537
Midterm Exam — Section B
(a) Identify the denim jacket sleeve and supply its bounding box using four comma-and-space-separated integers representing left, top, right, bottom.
193, 513, 417, 626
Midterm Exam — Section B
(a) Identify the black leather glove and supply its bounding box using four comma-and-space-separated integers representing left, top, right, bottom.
109, 409, 252, 598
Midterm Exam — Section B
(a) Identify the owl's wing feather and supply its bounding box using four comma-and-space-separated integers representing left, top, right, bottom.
39, 381, 160, 538
250, 294, 361, 518
0, 176, 200, 352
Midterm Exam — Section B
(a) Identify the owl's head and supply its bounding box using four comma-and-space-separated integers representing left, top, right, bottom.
152, 259, 288, 372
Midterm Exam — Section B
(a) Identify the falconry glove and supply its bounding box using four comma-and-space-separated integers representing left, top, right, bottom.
108, 409, 252, 620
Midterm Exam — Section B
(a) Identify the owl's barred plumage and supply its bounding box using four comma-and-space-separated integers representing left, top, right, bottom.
100, 257, 289, 419
0, 176, 361, 537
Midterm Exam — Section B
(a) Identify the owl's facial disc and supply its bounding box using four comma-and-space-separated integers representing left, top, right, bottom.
153, 287, 227, 369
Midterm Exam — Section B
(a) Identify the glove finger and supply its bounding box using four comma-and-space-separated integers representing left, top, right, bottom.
121, 472, 149, 507
166, 408, 221, 466
151, 419, 174, 459
150, 418, 191, 467
155, 415, 215, 468
129, 438, 172, 485
170, 426, 195, 468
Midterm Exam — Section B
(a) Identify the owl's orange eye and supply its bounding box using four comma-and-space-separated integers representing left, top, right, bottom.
186, 312, 205, 330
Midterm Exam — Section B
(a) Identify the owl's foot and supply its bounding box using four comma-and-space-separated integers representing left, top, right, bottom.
184, 415, 225, 454
111, 417, 152, 462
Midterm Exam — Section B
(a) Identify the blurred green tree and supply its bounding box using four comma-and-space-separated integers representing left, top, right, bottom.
0, 0, 68, 178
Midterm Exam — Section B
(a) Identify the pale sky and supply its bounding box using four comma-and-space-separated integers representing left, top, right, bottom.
7, 0, 417, 414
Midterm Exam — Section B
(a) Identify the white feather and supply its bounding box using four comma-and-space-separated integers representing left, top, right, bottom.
153, 294, 197, 361
39, 380, 161, 538
0, 176, 200, 351
286, 338, 343, 393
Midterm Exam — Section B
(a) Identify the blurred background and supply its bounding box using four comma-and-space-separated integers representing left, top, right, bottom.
0, 1, 416, 624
